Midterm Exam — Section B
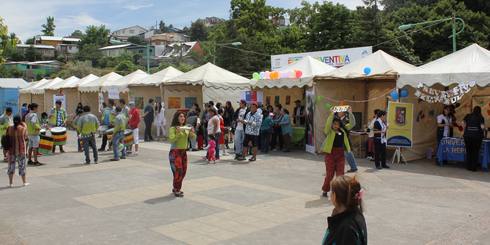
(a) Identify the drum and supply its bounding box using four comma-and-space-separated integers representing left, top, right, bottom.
98, 125, 108, 135
39, 135, 54, 155
124, 129, 134, 147
105, 128, 114, 141
40, 129, 47, 136
50, 127, 67, 146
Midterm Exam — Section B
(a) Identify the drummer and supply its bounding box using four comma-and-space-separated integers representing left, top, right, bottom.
99, 100, 115, 152
49, 100, 67, 153
111, 106, 128, 161
75, 106, 100, 164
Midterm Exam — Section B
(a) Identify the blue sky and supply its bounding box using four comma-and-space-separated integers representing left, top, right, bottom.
0, 0, 363, 42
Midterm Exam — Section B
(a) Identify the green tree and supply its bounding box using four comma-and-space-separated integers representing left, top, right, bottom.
189, 20, 208, 41
115, 60, 138, 75
25, 45, 42, 61
159, 20, 167, 33
70, 30, 84, 38
41, 16, 56, 36
25, 37, 35, 44
79, 25, 110, 48
76, 44, 103, 66
127, 35, 147, 45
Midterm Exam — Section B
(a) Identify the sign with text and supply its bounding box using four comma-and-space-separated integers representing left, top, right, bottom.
271, 46, 372, 70
108, 88, 120, 100
387, 102, 413, 148
241, 91, 264, 104
331, 105, 350, 113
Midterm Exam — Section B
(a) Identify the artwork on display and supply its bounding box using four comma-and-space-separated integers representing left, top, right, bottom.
274, 96, 280, 105
134, 97, 144, 109
266, 96, 271, 106
387, 102, 414, 148
53, 94, 66, 111
168, 97, 181, 109
285, 96, 291, 105
305, 89, 315, 154
108, 87, 120, 100
185, 97, 197, 109
415, 81, 476, 105
241, 91, 263, 104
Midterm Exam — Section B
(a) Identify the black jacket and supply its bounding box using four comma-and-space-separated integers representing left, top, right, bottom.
293, 105, 305, 125
323, 209, 367, 245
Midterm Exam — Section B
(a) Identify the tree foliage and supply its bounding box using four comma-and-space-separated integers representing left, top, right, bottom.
41, 16, 56, 36
127, 35, 147, 45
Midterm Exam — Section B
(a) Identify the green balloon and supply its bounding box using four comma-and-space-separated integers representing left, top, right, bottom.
252, 72, 260, 80
316, 95, 324, 103
324, 103, 332, 110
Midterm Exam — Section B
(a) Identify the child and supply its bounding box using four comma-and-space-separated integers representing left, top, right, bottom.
40, 112, 49, 129
207, 135, 216, 164
322, 175, 367, 245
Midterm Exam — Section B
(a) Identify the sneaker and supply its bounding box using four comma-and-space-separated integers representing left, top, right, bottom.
110, 158, 120, 161
248, 157, 256, 162
120, 157, 126, 160
376, 166, 382, 170
237, 156, 246, 161
27, 160, 34, 165
322, 192, 328, 198
174, 191, 184, 197
346, 169, 358, 173
94, 161, 98, 164
382, 165, 390, 169
98, 148, 105, 152
23, 183, 30, 187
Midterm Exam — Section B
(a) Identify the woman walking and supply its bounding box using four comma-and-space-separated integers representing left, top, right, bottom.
168, 112, 196, 197
155, 102, 166, 141
7, 115, 29, 187
373, 110, 388, 169
322, 175, 367, 245
321, 111, 351, 198
463, 106, 485, 171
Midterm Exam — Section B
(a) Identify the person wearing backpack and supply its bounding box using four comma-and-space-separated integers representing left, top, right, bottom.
7, 115, 29, 187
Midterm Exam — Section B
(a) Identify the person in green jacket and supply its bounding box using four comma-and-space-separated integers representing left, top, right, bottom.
0, 107, 13, 162
168, 111, 196, 197
321, 107, 355, 198
49, 100, 67, 153
26, 103, 42, 166
76, 106, 100, 164
110, 106, 127, 161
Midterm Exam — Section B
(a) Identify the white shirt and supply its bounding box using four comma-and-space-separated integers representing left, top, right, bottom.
376, 118, 387, 144
207, 115, 221, 135
236, 108, 247, 131
437, 114, 451, 137
368, 118, 377, 138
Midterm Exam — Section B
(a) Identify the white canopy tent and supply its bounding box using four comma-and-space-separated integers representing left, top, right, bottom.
75, 74, 99, 88
30, 77, 63, 95
397, 44, 490, 88
167, 62, 250, 104
101, 69, 148, 92
20, 78, 47, 94
252, 56, 335, 89
0, 78, 29, 89
129, 66, 183, 87
48, 76, 79, 90
78, 72, 122, 93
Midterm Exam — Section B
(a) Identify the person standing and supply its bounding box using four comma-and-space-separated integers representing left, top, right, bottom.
128, 102, 141, 155
271, 104, 284, 151
26, 103, 42, 166
110, 107, 128, 161
373, 110, 388, 170
168, 112, 196, 197
224, 101, 234, 149
155, 102, 166, 141
49, 100, 67, 153
321, 112, 351, 197
462, 106, 485, 172
218, 109, 226, 156
336, 109, 358, 173
260, 110, 273, 153
233, 100, 247, 160
322, 175, 367, 245
238, 102, 262, 162
75, 106, 99, 164
119, 99, 129, 118
99, 100, 115, 152
186, 106, 200, 151
0, 107, 13, 162
437, 105, 454, 144
207, 108, 221, 160
74, 102, 84, 152
6, 115, 29, 187
279, 108, 293, 152
143, 99, 155, 142
366, 109, 379, 161
293, 100, 305, 126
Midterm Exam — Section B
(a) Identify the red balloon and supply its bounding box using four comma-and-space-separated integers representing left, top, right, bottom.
295, 70, 303, 78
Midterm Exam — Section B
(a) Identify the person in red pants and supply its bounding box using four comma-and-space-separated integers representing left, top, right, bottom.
321, 110, 352, 198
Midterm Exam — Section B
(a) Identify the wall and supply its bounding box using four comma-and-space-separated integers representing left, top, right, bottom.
80, 92, 101, 118
31, 94, 45, 114
19, 93, 31, 108
365, 79, 394, 123
259, 87, 305, 117
163, 84, 203, 133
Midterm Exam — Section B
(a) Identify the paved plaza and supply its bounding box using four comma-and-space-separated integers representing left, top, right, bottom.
1, 131, 490, 245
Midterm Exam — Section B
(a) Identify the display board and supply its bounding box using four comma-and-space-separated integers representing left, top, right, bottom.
387, 101, 414, 148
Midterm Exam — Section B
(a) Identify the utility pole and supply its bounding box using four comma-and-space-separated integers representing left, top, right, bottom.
146, 43, 150, 73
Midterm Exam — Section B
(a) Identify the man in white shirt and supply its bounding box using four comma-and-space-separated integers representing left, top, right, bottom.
234, 100, 247, 160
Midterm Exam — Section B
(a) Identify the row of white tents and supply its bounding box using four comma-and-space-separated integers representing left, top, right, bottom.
16, 43, 490, 159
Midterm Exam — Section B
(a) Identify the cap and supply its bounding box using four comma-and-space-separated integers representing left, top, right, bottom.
240, 99, 246, 104
251, 101, 258, 107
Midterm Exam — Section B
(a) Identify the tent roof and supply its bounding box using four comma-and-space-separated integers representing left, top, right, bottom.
252, 56, 335, 88
317, 50, 415, 80
31, 77, 63, 94
397, 44, 490, 88
129, 66, 183, 86
20, 78, 47, 94
167, 62, 250, 89
61, 74, 98, 89
78, 72, 123, 93
101, 69, 148, 92
49, 76, 80, 90
0, 78, 29, 89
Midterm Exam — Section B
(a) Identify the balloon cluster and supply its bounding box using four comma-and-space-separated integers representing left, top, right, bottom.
390, 89, 409, 100
252, 70, 303, 80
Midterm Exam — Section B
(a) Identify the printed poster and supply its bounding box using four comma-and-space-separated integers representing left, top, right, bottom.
168, 97, 181, 109
185, 97, 197, 109
387, 101, 414, 148
305, 89, 315, 154
240, 91, 263, 104
108, 88, 120, 100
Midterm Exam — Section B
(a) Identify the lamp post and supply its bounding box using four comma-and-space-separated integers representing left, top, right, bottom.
212, 42, 242, 64
146, 43, 150, 73
398, 15, 465, 53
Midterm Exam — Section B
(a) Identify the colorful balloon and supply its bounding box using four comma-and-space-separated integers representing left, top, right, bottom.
265, 71, 271, 79
259, 72, 265, 79
271, 71, 279, 80
400, 89, 409, 98
295, 70, 303, 78
363, 67, 372, 75
252, 72, 260, 80
390, 90, 399, 100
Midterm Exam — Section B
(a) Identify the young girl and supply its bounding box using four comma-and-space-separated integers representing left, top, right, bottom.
322, 175, 367, 245
321, 110, 351, 198
207, 135, 216, 164
7, 116, 29, 187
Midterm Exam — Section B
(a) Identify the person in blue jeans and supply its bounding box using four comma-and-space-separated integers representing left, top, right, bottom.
336, 109, 358, 173
260, 110, 273, 153
111, 107, 127, 161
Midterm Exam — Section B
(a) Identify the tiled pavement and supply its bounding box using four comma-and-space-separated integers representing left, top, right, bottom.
1, 131, 490, 244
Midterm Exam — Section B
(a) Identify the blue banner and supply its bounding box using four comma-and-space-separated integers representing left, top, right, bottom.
0, 88, 19, 115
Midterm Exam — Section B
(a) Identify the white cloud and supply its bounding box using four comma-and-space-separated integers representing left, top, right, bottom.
58, 13, 108, 30
123, 3, 154, 11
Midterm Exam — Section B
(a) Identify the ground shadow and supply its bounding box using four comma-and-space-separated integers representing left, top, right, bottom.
144, 194, 176, 204
305, 198, 331, 209
0, 185, 23, 191
61, 163, 87, 168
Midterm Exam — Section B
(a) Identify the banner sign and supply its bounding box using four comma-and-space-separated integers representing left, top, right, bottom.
387, 102, 414, 148
436, 137, 466, 164
53, 94, 66, 111
271, 46, 372, 70
305, 89, 315, 154
241, 91, 264, 104
415, 81, 476, 105
331, 105, 350, 113
108, 88, 120, 100
0, 88, 19, 114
